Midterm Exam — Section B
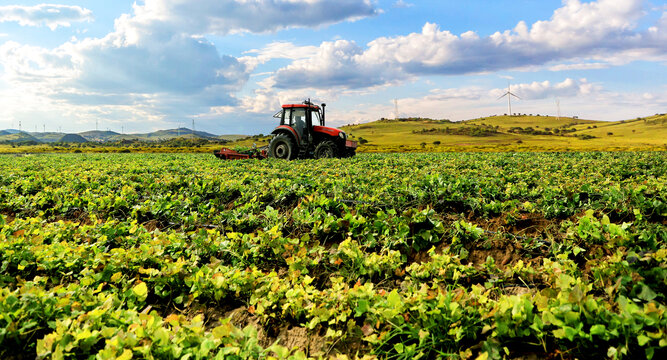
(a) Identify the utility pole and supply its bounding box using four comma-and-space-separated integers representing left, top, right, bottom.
96, 120, 98, 131
556, 98, 561, 121
43, 124, 45, 133
192, 119, 195, 133
19, 120, 22, 132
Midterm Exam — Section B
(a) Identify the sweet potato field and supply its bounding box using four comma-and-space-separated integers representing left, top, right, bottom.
0, 152, 665, 359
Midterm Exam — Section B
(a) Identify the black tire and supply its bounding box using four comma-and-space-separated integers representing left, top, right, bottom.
345, 149, 356, 158
268, 133, 297, 160
314, 140, 338, 159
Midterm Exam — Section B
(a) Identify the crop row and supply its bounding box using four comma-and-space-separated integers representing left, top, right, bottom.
0, 152, 665, 359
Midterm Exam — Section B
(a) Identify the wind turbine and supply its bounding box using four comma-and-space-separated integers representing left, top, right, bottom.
394, 99, 399, 120
497, 82, 520, 116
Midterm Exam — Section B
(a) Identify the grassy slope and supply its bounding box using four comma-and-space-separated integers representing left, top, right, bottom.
2, 115, 664, 153
341, 114, 667, 152
0, 132, 41, 143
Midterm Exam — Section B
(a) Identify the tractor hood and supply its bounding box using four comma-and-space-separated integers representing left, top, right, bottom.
313, 126, 345, 138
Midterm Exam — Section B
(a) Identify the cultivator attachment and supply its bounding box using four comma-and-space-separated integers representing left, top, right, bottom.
213, 147, 268, 160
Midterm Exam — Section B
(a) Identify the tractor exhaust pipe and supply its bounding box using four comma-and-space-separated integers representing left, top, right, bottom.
321, 103, 326, 126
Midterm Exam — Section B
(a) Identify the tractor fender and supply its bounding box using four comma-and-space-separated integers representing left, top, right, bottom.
271, 126, 300, 145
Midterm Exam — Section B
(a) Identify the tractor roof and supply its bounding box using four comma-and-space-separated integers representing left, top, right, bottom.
282, 103, 320, 110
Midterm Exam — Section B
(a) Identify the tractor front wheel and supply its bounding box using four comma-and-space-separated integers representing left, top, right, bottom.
314, 140, 338, 159
269, 134, 296, 160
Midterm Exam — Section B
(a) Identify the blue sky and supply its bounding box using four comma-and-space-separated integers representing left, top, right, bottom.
1, 0, 666, 135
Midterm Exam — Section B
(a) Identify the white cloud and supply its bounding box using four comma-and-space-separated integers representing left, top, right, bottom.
270, 0, 667, 90
241, 41, 321, 72
393, 1, 414, 8
0, 4, 93, 30
122, 0, 377, 36
491, 78, 601, 100
334, 78, 666, 125
549, 62, 610, 71
0, 0, 378, 130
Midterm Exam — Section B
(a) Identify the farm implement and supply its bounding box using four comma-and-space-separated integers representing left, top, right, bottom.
214, 99, 357, 160
213, 146, 268, 160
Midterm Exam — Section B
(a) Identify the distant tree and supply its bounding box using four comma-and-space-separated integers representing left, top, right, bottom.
433, 141, 441, 145
607, 132, 613, 136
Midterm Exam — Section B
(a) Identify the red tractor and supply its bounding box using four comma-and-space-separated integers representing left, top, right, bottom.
214, 100, 356, 160
268, 100, 357, 159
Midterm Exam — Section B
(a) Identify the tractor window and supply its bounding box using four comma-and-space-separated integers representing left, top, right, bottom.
312, 110, 322, 126
275, 109, 290, 125
290, 108, 306, 136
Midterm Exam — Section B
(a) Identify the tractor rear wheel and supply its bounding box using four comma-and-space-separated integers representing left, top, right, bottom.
269, 134, 296, 160
314, 140, 338, 159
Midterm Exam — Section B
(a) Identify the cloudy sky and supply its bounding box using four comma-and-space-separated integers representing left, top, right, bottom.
0, 0, 666, 134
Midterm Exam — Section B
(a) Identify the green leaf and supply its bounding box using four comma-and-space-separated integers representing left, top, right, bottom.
637, 335, 651, 346
132, 282, 148, 302
355, 299, 369, 317
607, 347, 617, 357
387, 289, 401, 308
117, 349, 133, 360
601, 215, 610, 225
638, 285, 657, 301
563, 326, 577, 341
590, 324, 606, 336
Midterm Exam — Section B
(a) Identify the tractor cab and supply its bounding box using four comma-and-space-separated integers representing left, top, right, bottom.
268, 100, 357, 159
272, 102, 322, 145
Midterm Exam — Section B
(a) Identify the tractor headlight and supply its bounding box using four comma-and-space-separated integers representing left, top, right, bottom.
339, 132, 346, 140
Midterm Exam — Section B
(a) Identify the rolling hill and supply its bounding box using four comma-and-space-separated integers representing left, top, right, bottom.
0, 132, 41, 144
0, 127, 239, 144
59, 134, 89, 143
338, 114, 667, 152
2, 115, 664, 152
31, 132, 70, 143
79, 130, 121, 142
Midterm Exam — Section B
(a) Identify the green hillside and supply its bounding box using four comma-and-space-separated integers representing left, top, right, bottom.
31, 132, 68, 143
59, 134, 89, 143
340, 114, 667, 152
79, 130, 120, 142
0, 132, 41, 144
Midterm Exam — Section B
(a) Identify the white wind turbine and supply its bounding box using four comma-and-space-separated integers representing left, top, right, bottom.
497, 82, 520, 116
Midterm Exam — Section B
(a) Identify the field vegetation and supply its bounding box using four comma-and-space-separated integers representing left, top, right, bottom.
1, 152, 665, 359
3, 114, 666, 154
342, 114, 667, 153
